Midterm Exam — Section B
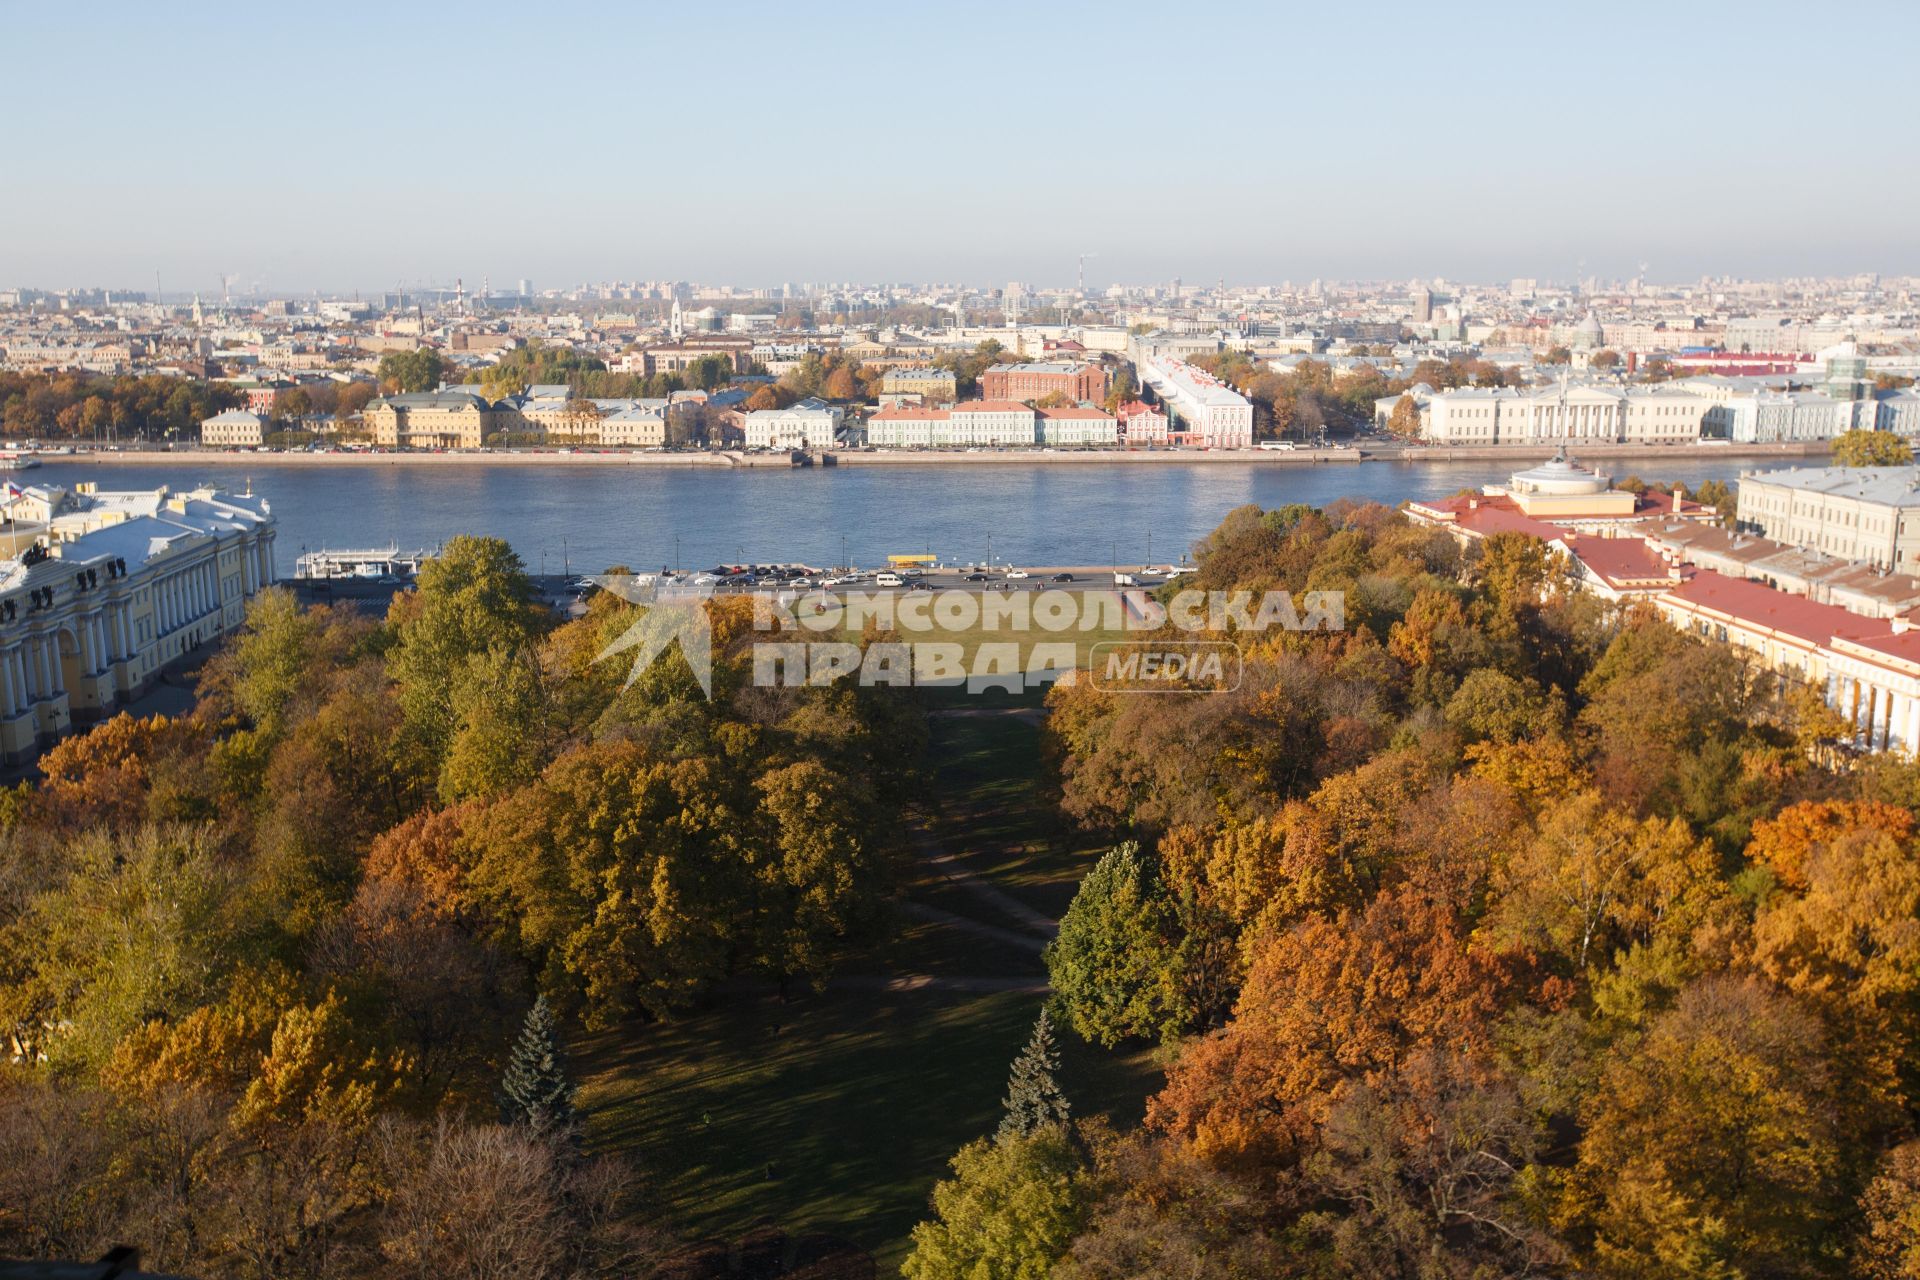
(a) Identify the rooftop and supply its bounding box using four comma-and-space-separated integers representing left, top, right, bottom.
1665, 569, 1884, 648
1742, 466, 1920, 507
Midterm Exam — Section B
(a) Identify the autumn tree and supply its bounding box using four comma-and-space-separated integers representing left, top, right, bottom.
1568, 976, 1842, 1277
1306, 1047, 1558, 1276
462, 739, 743, 1025
1857, 1141, 1920, 1280
376, 1119, 660, 1280
1150, 887, 1509, 1162
821, 365, 860, 401
1832, 428, 1914, 467
1385, 393, 1423, 439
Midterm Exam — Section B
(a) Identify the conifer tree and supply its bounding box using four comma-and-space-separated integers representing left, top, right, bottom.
501, 995, 575, 1132
998, 1007, 1070, 1141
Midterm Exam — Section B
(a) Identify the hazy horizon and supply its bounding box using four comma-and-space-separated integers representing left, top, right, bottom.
6, 0, 1918, 295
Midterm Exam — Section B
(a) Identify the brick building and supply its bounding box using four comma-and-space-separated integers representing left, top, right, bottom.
979, 361, 1108, 405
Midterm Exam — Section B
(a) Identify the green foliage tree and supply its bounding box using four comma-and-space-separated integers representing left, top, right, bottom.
903, 1125, 1089, 1280
439, 645, 549, 804
29, 824, 244, 1068
376, 348, 447, 394
387, 535, 540, 761
500, 996, 575, 1133
1046, 844, 1186, 1047
224, 587, 320, 738
999, 1009, 1070, 1141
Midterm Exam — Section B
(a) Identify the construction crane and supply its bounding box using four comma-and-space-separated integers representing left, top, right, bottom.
1078, 251, 1098, 294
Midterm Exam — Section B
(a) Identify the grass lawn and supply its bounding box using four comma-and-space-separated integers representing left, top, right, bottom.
577, 983, 1159, 1272
922, 709, 1110, 920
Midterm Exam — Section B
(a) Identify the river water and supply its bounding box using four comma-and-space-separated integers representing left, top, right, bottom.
26, 457, 1752, 576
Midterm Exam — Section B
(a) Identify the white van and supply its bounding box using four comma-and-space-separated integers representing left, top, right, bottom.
1113, 573, 1137, 586
874, 572, 904, 587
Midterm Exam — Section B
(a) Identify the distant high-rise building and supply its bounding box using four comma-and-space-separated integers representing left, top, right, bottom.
1412, 286, 1433, 323
519, 278, 531, 298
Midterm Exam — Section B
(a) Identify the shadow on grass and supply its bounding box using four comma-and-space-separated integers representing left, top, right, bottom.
922, 710, 1109, 920
578, 985, 1159, 1271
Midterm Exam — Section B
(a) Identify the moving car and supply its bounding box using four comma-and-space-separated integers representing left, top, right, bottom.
874, 572, 904, 587
1005, 569, 1030, 580
1050, 572, 1074, 582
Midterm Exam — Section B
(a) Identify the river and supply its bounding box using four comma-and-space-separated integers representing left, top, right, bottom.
25, 456, 1754, 575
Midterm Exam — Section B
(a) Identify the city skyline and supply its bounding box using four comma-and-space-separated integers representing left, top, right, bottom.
5, 0, 1918, 293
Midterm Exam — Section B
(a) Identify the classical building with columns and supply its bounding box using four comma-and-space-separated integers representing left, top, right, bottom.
0, 482, 276, 762
1649, 568, 1920, 754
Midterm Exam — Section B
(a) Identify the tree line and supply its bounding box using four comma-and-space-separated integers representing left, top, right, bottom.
903, 498, 1920, 1279
0, 371, 246, 440
0, 536, 922, 1277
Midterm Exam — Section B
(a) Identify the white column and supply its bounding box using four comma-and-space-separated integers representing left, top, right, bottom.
0, 654, 15, 719
91, 618, 106, 673
15, 648, 31, 705
116, 606, 130, 659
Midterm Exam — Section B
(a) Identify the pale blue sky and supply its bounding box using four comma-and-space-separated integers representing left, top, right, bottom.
4, 0, 1916, 293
